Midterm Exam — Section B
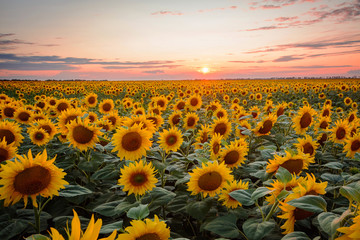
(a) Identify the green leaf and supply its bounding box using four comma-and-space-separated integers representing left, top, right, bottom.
127, 204, 149, 220
148, 187, 176, 210
229, 189, 255, 206
251, 187, 273, 201
0, 219, 29, 240
275, 167, 292, 184
321, 173, 343, 183
99, 220, 123, 234
339, 185, 360, 202
323, 162, 343, 170
59, 185, 92, 197
93, 200, 124, 217
242, 218, 275, 240
186, 198, 212, 220
204, 214, 239, 238
91, 165, 119, 180
281, 231, 311, 240
25, 235, 50, 240
115, 201, 139, 215
167, 195, 188, 213
317, 212, 339, 237
288, 195, 327, 213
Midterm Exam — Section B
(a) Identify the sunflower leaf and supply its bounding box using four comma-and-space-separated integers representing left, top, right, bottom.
204, 214, 240, 238
59, 185, 92, 197
251, 187, 273, 201
25, 234, 50, 240
127, 204, 149, 220
186, 198, 212, 220
288, 195, 327, 213
229, 189, 255, 206
280, 231, 311, 240
242, 218, 275, 240
339, 185, 360, 202
275, 167, 292, 184
317, 212, 339, 237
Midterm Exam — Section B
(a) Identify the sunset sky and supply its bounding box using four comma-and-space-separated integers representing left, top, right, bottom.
0, 0, 359, 80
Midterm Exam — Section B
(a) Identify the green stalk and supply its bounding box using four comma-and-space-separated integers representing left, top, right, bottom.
264, 201, 280, 222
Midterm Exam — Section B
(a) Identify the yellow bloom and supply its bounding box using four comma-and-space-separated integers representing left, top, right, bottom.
293, 105, 317, 135
266, 151, 314, 175
67, 118, 102, 151
343, 133, 360, 158
158, 127, 183, 153
336, 215, 360, 240
218, 180, 249, 208
254, 114, 277, 136
294, 135, 319, 157
219, 140, 248, 168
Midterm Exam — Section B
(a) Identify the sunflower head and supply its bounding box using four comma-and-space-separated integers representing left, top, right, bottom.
219, 140, 248, 168
210, 133, 223, 160
344, 133, 360, 158
218, 180, 249, 208
67, 118, 102, 151
254, 114, 277, 136
168, 111, 182, 127
266, 151, 314, 175
211, 117, 232, 139
0, 138, 16, 163
294, 135, 319, 157
330, 119, 350, 144
183, 112, 199, 130
0, 120, 24, 147
158, 127, 183, 153
293, 105, 317, 135
28, 126, 50, 146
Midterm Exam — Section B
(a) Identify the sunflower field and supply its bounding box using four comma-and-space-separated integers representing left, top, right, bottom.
0, 79, 360, 240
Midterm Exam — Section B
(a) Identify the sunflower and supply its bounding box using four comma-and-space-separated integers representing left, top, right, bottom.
343, 133, 360, 158
54, 99, 71, 115
84, 93, 98, 107
168, 111, 182, 127
347, 110, 358, 124
96, 119, 113, 132
31, 112, 47, 123
153, 95, 168, 111
194, 125, 211, 149
112, 124, 152, 161
28, 127, 50, 146
235, 120, 251, 139
123, 115, 156, 134
146, 113, 164, 130
117, 215, 170, 240
187, 161, 233, 197
14, 107, 32, 124
185, 94, 202, 111
315, 116, 331, 134
219, 141, 247, 168
99, 99, 115, 114
330, 119, 350, 144
293, 105, 317, 135
103, 111, 123, 129
50, 210, 117, 240
218, 180, 249, 209
320, 105, 332, 118
214, 108, 228, 119
183, 112, 199, 130
211, 117, 232, 139
294, 135, 319, 157
133, 106, 146, 116
0, 138, 16, 163
249, 106, 260, 119
266, 151, 314, 175
118, 160, 157, 196
1, 104, 16, 119
254, 114, 277, 136
67, 118, 102, 151
158, 127, 183, 153
57, 108, 84, 133
265, 175, 305, 205
335, 215, 360, 240
32, 118, 58, 139
0, 149, 68, 207
210, 133, 223, 160
344, 97, 353, 106
85, 111, 98, 123
0, 120, 24, 147
173, 99, 186, 111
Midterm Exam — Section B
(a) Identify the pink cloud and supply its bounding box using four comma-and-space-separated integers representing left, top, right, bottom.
151, 11, 183, 16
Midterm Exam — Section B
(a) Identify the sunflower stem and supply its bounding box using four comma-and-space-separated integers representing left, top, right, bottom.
255, 201, 265, 221
238, 230, 249, 240
264, 201, 279, 222
33, 204, 40, 234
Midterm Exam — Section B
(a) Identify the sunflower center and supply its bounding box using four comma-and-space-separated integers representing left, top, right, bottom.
102, 103, 112, 111
4, 107, 15, 118
214, 123, 227, 135
251, 112, 258, 118
172, 115, 180, 125
130, 173, 147, 186
336, 128, 346, 140
322, 109, 330, 117
14, 166, 51, 195
318, 133, 328, 146
300, 112, 312, 129
0, 129, 16, 144
35, 132, 45, 140
65, 116, 78, 125
190, 98, 199, 106
36, 102, 45, 109
177, 102, 185, 110
157, 100, 165, 108
351, 140, 360, 152
152, 109, 160, 115
213, 142, 220, 154
294, 208, 314, 220
166, 135, 177, 146
107, 116, 117, 125
277, 107, 284, 116
280, 159, 303, 175
201, 132, 208, 143
147, 117, 158, 126
349, 114, 355, 123
57, 102, 69, 112
0, 148, 9, 162
224, 150, 240, 165
49, 100, 56, 106
40, 125, 52, 135
187, 117, 196, 127
18, 112, 31, 121
217, 111, 224, 118
258, 120, 273, 134
121, 132, 142, 151
319, 121, 328, 129
302, 142, 314, 156
72, 126, 94, 144
88, 96, 96, 104
198, 171, 223, 191
136, 233, 161, 240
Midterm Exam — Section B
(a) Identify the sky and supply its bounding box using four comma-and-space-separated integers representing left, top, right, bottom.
0, 0, 359, 80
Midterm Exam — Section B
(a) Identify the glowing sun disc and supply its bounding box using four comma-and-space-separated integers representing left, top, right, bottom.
201, 67, 210, 74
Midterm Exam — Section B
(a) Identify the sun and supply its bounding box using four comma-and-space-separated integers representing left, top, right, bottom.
201, 67, 210, 74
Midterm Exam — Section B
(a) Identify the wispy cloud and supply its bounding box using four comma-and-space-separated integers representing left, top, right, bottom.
273, 55, 304, 62
291, 65, 353, 68
0, 39, 34, 46
0, 62, 77, 70
250, 0, 320, 10
228, 60, 266, 63
142, 70, 165, 74
0, 33, 15, 38
103, 65, 181, 70
348, 69, 360, 75
151, 11, 183, 16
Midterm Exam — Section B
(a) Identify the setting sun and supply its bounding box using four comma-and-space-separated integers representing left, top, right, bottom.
201, 67, 210, 74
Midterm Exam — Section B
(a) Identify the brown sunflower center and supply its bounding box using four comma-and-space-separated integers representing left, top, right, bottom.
251, 112, 258, 118
72, 126, 94, 144
36, 102, 45, 109
349, 114, 355, 123
152, 109, 160, 115
121, 132, 142, 151
190, 98, 199, 106
258, 120, 273, 134
214, 123, 227, 135
280, 159, 303, 175
351, 140, 360, 152
176, 101, 185, 110
65, 116, 78, 125
322, 109, 330, 117
88, 96, 96, 104
201, 132, 208, 143
147, 117, 158, 126
136, 233, 161, 240
57, 102, 69, 112
166, 134, 177, 146
14, 166, 51, 195
213, 142, 220, 154
300, 112, 312, 129
277, 107, 284, 116
102, 103, 112, 112
35, 132, 45, 140
294, 208, 314, 220
302, 142, 314, 156
49, 99, 56, 106
107, 116, 117, 125
0, 129, 16, 144
319, 121, 328, 129
198, 171, 223, 191
224, 150, 240, 165
187, 117, 196, 127
3, 107, 15, 118
172, 115, 180, 125
217, 111, 224, 118
0, 148, 9, 162
130, 173, 147, 186
336, 127, 346, 140
88, 115, 95, 122
318, 133, 328, 146
157, 100, 165, 108
40, 125, 52, 135
18, 112, 31, 122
